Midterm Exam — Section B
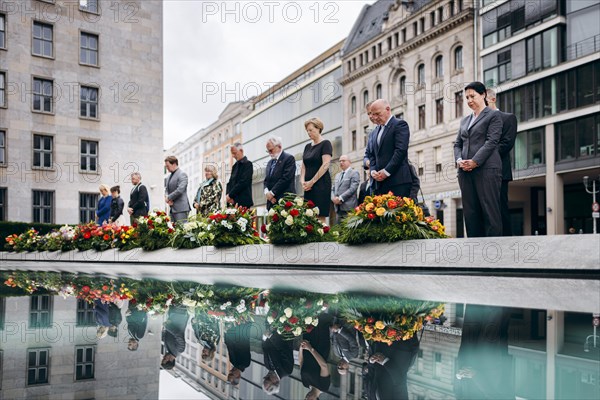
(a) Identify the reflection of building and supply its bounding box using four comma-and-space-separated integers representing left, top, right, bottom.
340, 0, 474, 237
0, 295, 162, 399
480, 0, 600, 235
0, 1, 164, 224
242, 41, 344, 213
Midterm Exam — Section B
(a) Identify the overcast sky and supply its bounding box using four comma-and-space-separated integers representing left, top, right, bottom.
163, 0, 374, 149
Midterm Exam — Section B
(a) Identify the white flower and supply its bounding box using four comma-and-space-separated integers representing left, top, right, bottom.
183, 222, 197, 232
304, 316, 313, 325
268, 208, 276, 217
182, 298, 198, 307
225, 208, 237, 215
284, 308, 293, 318
237, 217, 248, 225
149, 212, 157, 218
294, 197, 303, 206
293, 327, 302, 336
305, 209, 314, 217
312, 317, 319, 326
236, 304, 247, 313
279, 316, 287, 323
313, 207, 320, 215
316, 299, 324, 306
220, 303, 228, 310
300, 231, 307, 237
317, 229, 324, 235
221, 221, 228, 227
167, 222, 175, 230
166, 298, 173, 306
239, 300, 245, 306
267, 316, 274, 324
155, 217, 163, 224
281, 210, 288, 218
266, 224, 270, 232
285, 216, 294, 226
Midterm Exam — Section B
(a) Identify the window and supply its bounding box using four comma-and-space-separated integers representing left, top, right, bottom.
33, 134, 53, 168
434, 352, 443, 378
30, 295, 52, 328
454, 46, 463, 70
0, 13, 5, 49
376, 84, 382, 99
436, 99, 444, 124
416, 150, 424, 176
80, 86, 98, 119
0, 129, 5, 165
455, 91, 464, 118
235, 122, 241, 135
351, 96, 356, 115
438, 7, 443, 23
351, 130, 357, 151
32, 22, 53, 58
399, 76, 406, 96
513, 128, 545, 169
556, 114, 599, 162
420, 17, 425, 33
0, 71, 5, 107
417, 64, 425, 86
76, 299, 95, 326
416, 349, 424, 374
526, 28, 560, 73
75, 346, 95, 380
449, 1, 455, 16
80, 32, 98, 66
401, 28, 406, 43
79, 0, 99, 13
32, 190, 54, 223
27, 348, 50, 385
430, 11, 436, 27
418, 105, 426, 130
33, 78, 53, 113
363, 90, 369, 107
483, 49, 512, 86
434, 146, 442, 172
435, 55, 444, 78
79, 193, 98, 223
0, 187, 6, 221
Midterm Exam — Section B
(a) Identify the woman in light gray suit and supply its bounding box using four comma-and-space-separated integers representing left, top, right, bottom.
453, 82, 503, 237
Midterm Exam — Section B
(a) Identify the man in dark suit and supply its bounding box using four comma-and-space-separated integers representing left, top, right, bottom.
226, 143, 254, 208
366, 99, 412, 196
225, 322, 252, 386
161, 305, 190, 370
330, 318, 360, 375
164, 155, 191, 222
454, 83, 503, 237
487, 89, 517, 236
127, 172, 149, 221
331, 154, 360, 224
262, 331, 294, 395
126, 302, 148, 351
263, 136, 296, 210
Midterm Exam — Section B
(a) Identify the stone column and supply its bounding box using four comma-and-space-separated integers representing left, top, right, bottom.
545, 124, 564, 235
546, 310, 564, 399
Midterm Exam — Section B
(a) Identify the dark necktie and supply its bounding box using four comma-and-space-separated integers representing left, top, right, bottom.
377, 125, 386, 146
269, 159, 277, 176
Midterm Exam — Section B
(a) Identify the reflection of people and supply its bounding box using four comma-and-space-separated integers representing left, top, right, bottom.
225, 323, 252, 386
301, 117, 333, 222
191, 310, 221, 362
94, 299, 110, 339
161, 305, 190, 370
126, 302, 148, 351
193, 165, 222, 217
366, 99, 412, 196
264, 136, 296, 210
107, 302, 123, 338
128, 172, 149, 220
262, 331, 294, 395
330, 318, 360, 375
454, 82, 503, 237
455, 304, 513, 399
364, 336, 419, 400
226, 143, 254, 208
300, 313, 332, 400
164, 155, 191, 223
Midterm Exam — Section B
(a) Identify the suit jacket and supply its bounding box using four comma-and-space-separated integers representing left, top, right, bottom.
331, 167, 360, 212
128, 183, 149, 218
498, 111, 517, 181
366, 117, 412, 191
109, 197, 125, 222
166, 168, 191, 213
453, 107, 503, 170
227, 156, 254, 207
331, 326, 360, 361
358, 179, 372, 204
264, 151, 296, 206
126, 307, 148, 341
263, 332, 294, 378
408, 163, 421, 200
225, 323, 252, 371
162, 306, 190, 357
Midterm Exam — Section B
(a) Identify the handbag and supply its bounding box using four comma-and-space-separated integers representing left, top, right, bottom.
417, 188, 431, 217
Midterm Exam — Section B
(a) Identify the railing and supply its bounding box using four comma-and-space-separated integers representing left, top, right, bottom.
565, 34, 600, 62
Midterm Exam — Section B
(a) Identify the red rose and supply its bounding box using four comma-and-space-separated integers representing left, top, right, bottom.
305, 325, 314, 333
261, 224, 267, 233
102, 285, 109, 291
307, 200, 315, 208
290, 209, 299, 217
367, 213, 375, 220
168, 228, 174, 233
387, 200, 398, 209
367, 317, 375, 324
323, 226, 330, 233
103, 234, 110, 241
284, 325, 292, 332
289, 316, 299, 324
386, 328, 397, 337
305, 225, 314, 233
285, 201, 293, 209
254, 231, 260, 237
83, 232, 91, 239
82, 286, 90, 293
272, 214, 279, 222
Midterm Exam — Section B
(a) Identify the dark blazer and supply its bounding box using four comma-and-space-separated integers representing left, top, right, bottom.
227, 156, 254, 207
166, 168, 191, 214
162, 306, 190, 357
453, 107, 503, 169
498, 111, 518, 181
128, 184, 149, 218
332, 326, 360, 361
264, 151, 296, 205
408, 163, 421, 200
225, 323, 252, 372
126, 307, 148, 341
366, 117, 412, 192
263, 332, 294, 378
109, 196, 124, 222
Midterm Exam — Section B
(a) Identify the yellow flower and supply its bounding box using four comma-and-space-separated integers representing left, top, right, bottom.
364, 324, 374, 334
375, 320, 385, 330
365, 203, 375, 212
375, 207, 386, 217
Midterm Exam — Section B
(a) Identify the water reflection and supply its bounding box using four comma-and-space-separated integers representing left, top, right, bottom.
0, 271, 598, 400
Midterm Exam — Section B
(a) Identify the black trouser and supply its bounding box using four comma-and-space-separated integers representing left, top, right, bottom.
500, 180, 512, 236
458, 168, 502, 237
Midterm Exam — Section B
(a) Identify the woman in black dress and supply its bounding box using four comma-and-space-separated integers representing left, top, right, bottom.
301, 117, 332, 223
299, 314, 331, 400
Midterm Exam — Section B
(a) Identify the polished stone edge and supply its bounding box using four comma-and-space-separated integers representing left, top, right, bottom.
1, 235, 599, 271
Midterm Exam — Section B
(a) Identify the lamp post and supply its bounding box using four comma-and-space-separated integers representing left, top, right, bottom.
583, 175, 600, 234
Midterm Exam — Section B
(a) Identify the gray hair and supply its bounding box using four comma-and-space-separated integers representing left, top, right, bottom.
486, 88, 497, 100
266, 136, 283, 149
231, 142, 243, 151
131, 172, 142, 180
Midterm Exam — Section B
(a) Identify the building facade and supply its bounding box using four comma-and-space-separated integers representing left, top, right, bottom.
0, 0, 164, 225
340, 0, 475, 237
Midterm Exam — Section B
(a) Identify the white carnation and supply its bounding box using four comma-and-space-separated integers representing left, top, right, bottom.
284, 307, 293, 318
312, 317, 319, 326
293, 327, 302, 336
155, 217, 163, 224
317, 229, 324, 235
305, 209, 314, 217
267, 316, 274, 324
294, 197, 303, 206
313, 207, 320, 215
279, 316, 287, 323
304, 316, 313, 325
285, 216, 294, 226
281, 210, 288, 218
268, 208, 276, 217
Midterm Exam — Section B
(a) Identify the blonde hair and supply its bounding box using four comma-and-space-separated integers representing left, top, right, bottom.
304, 117, 324, 133
204, 164, 218, 179
99, 184, 110, 193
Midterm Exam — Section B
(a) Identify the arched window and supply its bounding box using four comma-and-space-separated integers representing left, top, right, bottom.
351, 96, 356, 115
363, 90, 369, 106
435, 55, 444, 78
376, 84, 382, 99
454, 46, 463, 70
417, 64, 425, 86
399, 76, 406, 96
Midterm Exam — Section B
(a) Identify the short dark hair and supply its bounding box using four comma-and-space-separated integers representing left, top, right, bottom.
465, 81, 488, 106
110, 185, 120, 194
164, 155, 178, 165
161, 359, 176, 370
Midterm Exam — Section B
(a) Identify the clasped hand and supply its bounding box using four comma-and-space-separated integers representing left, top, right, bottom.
458, 159, 478, 172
